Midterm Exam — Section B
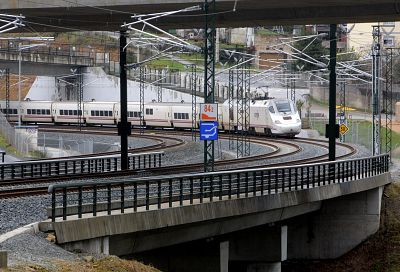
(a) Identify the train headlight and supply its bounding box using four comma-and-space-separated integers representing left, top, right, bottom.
274, 120, 282, 124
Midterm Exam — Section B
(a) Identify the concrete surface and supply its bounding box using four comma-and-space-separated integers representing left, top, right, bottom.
1, 1, 399, 31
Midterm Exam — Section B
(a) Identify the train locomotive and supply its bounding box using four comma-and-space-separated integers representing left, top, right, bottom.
0, 98, 302, 137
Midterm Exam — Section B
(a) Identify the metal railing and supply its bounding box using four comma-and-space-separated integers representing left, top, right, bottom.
1, 151, 163, 181
48, 154, 389, 221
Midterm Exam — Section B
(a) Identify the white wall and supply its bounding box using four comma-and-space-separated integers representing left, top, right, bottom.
26, 67, 202, 103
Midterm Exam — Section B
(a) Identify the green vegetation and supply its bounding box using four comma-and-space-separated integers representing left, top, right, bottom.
0, 133, 20, 157
147, 58, 187, 71
310, 119, 400, 157
255, 28, 280, 37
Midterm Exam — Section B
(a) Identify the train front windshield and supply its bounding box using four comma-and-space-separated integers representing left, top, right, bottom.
275, 101, 295, 114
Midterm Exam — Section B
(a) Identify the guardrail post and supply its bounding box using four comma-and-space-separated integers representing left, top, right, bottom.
93, 185, 97, 216
62, 187, 67, 220
180, 178, 184, 205
158, 180, 162, 209
121, 183, 125, 214
134, 183, 138, 212
107, 184, 112, 215
190, 177, 194, 204
169, 180, 173, 207
51, 189, 56, 222
78, 186, 82, 218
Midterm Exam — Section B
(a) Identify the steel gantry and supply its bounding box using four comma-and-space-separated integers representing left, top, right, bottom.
383, 48, 393, 161
77, 67, 84, 131
290, 77, 296, 103
203, 0, 216, 172
157, 69, 163, 103
228, 68, 235, 150
338, 80, 346, 143
190, 64, 198, 141
236, 55, 245, 158
139, 66, 145, 135
372, 25, 382, 156
0, 69, 10, 120
244, 60, 251, 156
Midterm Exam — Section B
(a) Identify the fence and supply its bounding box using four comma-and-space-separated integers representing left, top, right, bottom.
0, 112, 38, 156
0, 151, 163, 181
48, 154, 389, 221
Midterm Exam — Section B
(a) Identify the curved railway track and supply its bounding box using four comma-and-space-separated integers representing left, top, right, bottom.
0, 127, 357, 199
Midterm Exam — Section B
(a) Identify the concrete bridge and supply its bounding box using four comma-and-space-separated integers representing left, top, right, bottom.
39, 155, 391, 272
1, 1, 399, 31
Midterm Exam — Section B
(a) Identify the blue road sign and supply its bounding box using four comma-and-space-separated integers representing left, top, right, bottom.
200, 121, 218, 141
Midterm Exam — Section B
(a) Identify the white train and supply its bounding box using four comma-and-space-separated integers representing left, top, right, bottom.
0, 99, 302, 137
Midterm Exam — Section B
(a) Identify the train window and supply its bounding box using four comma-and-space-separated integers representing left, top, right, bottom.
146, 109, 154, 115
46, 109, 50, 115
32, 109, 36, 114
74, 110, 77, 116
42, 109, 46, 115
185, 113, 189, 119
100, 111, 104, 116
109, 111, 112, 116
91, 110, 94, 116
104, 111, 108, 117
268, 106, 275, 114
95, 111, 100, 116
27, 109, 31, 114
78, 110, 82, 115
13, 109, 17, 114
69, 110, 73, 115
275, 101, 292, 113
174, 113, 177, 119
128, 112, 132, 117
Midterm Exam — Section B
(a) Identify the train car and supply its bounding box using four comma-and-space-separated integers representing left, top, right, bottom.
52, 102, 84, 124
85, 102, 116, 125
221, 99, 301, 136
170, 103, 195, 128
266, 99, 301, 136
21, 101, 53, 123
144, 102, 172, 128
0, 101, 21, 122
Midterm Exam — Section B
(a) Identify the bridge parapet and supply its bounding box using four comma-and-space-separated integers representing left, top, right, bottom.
47, 154, 389, 222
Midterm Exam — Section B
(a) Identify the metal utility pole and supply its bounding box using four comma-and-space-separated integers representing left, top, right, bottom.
139, 66, 145, 135
203, 0, 216, 172
236, 55, 245, 158
190, 64, 198, 141
157, 69, 163, 102
372, 25, 382, 156
384, 48, 393, 160
244, 61, 251, 156
228, 68, 235, 150
290, 78, 296, 102
119, 30, 130, 171
328, 24, 338, 161
77, 67, 84, 131
339, 81, 346, 143
2, 69, 10, 120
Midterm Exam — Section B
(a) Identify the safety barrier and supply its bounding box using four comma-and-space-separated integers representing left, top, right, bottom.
48, 154, 389, 221
1, 151, 163, 181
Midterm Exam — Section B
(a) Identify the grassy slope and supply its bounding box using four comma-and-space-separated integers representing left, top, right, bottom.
6, 256, 161, 272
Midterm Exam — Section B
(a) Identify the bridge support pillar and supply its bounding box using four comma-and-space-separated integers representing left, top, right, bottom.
287, 186, 383, 259
228, 225, 287, 272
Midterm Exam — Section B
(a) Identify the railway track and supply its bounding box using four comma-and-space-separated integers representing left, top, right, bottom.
0, 126, 357, 198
